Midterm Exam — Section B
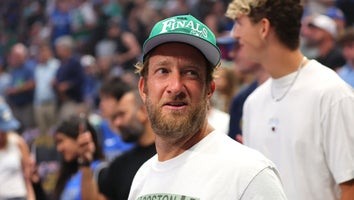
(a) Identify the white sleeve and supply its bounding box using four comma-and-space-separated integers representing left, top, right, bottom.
241, 167, 287, 200
322, 95, 354, 184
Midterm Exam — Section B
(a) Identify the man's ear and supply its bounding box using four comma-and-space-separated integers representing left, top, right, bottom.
208, 81, 216, 98
138, 77, 146, 103
260, 18, 271, 39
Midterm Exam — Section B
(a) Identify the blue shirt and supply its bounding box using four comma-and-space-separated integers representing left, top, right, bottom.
338, 63, 354, 88
56, 57, 85, 103
8, 64, 34, 106
100, 120, 135, 162
60, 160, 104, 200
228, 81, 258, 139
34, 59, 60, 105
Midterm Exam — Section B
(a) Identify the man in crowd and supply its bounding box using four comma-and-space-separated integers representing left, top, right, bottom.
128, 14, 286, 199
226, 0, 354, 199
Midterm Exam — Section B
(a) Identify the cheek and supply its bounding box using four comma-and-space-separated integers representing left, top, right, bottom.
343, 47, 354, 58
61, 142, 79, 161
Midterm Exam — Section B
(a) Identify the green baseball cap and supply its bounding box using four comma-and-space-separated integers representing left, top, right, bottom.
143, 14, 221, 68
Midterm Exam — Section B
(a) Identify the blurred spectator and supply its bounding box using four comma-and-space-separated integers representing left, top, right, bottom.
0, 97, 35, 200
212, 65, 238, 113
5, 43, 35, 132
0, 57, 11, 97
100, 0, 123, 19
97, 77, 135, 162
80, 54, 101, 111
337, 27, 354, 88
70, 0, 97, 54
48, 0, 72, 45
53, 36, 86, 121
325, 6, 346, 34
202, 1, 233, 39
227, 40, 269, 143
122, 1, 151, 47
33, 43, 60, 145
98, 90, 156, 200
305, 14, 346, 70
53, 115, 106, 200
96, 17, 141, 72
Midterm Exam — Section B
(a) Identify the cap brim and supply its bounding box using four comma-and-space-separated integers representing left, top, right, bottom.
143, 33, 221, 67
0, 119, 20, 132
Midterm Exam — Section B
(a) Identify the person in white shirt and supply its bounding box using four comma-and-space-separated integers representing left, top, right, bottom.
128, 14, 287, 200
226, 0, 354, 199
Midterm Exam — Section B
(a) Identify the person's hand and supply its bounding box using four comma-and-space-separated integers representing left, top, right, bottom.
57, 82, 70, 92
236, 134, 243, 144
77, 132, 95, 166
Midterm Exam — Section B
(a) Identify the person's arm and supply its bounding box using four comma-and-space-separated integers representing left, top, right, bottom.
115, 32, 141, 65
340, 179, 354, 200
17, 134, 36, 200
80, 165, 107, 200
78, 132, 107, 200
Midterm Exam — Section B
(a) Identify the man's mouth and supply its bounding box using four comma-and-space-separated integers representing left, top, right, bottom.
163, 101, 188, 109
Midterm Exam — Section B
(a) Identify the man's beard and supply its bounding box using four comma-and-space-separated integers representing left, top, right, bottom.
145, 93, 208, 141
119, 116, 145, 143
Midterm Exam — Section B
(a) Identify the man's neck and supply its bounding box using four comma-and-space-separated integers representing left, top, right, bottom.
262, 48, 305, 79
155, 123, 214, 161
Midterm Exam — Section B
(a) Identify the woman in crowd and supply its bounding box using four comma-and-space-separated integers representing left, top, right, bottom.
0, 97, 35, 200
53, 115, 106, 200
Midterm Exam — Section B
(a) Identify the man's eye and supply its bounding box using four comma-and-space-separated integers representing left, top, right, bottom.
185, 70, 198, 76
157, 68, 168, 74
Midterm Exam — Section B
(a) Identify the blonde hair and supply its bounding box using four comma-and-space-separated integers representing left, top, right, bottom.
225, 0, 267, 20
225, 0, 303, 50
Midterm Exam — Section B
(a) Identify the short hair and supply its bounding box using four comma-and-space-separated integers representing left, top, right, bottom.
337, 27, 354, 47
99, 76, 132, 101
54, 35, 75, 52
226, 0, 303, 50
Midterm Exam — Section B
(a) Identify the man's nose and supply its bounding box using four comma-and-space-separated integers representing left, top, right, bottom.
167, 72, 184, 95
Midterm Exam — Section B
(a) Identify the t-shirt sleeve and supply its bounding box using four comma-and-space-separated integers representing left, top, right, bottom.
322, 95, 354, 184
241, 167, 287, 200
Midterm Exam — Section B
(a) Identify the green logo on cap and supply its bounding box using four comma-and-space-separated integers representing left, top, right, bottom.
143, 15, 220, 68
159, 17, 209, 39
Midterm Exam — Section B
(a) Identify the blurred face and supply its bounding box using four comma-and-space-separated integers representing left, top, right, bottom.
229, 42, 261, 74
231, 15, 264, 63
342, 41, 354, 64
8, 48, 26, 67
139, 43, 214, 140
112, 92, 145, 142
214, 68, 229, 93
55, 133, 79, 162
304, 25, 327, 46
55, 45, 65, 59
38, 46, 52, 63
99, 95, 118, 119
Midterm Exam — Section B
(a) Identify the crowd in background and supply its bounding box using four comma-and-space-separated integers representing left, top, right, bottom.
0, 0, 354, 198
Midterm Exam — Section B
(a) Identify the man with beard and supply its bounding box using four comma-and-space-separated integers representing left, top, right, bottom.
99, 89, 156, 200
127, 14, 286, 200
77, 84, 156, 200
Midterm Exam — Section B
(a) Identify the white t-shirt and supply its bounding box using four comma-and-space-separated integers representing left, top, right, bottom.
0, 133, 27, 199
128, 131, 286, 200
243, 60, 354, 200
